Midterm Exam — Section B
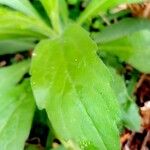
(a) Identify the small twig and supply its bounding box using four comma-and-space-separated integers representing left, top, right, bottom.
134, 74, 146, 93
120, 132, 131, 144
100, 15, 111, 25
27, 137, 41, 144
126, 132, 136, 147
123, 144, 130, 150
141, 131, 150, 150
122, 132, 135, 150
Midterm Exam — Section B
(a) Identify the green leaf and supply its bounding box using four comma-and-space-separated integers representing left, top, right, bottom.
0, 0, 39, 18
93, 18, 150, 43
39, 0, 60, 33
31, 24, 120, 150
0, 39, 35, 55
58, 0, 69, 25
0, 80, 35, 150
0, 60, 30, 92
0, 61, 35, 149
40, 0, 69, 32
94, 18, 150, 73
109, 67, 140, 131
77, 0, 142, 24
0, 7, 55, 39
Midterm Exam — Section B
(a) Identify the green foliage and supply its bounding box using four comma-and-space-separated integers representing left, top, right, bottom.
0, 60, 30, 90
31, 24, 120, 150
58, 0, 69, 24
0, 39, 35, 55
98, 52, 141, 131
39, 0, 60, 32
0, 7, 54, 39
0, 81, 35, 150
0, 61, 35, 150
0, 6, 54, 54
94, 18, 150, 73
109, 67, 140, 131
77, 0, 142, 24
0, 0, 147, 149
0, 0, 39, 17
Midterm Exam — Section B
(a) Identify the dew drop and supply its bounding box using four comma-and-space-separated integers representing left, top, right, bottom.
32, 82, 36, 86
32, 52, 37, 57
75, 58, 78, 62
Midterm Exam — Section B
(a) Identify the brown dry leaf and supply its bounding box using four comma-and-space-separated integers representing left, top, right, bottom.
0, 60, 6, 67
112, 1, 150, 19
136, 75, 150, 106
141, 101, 150, 129
121, 132, 131, 144
14, 53, 24, 62
127, 2, 150, 19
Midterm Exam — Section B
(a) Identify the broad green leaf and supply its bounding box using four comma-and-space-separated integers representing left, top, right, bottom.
0, 0, 39, 18
0, 7, 55, 39
0, 60, 30, 92
109, 67, 140, 131
0, 39, 35, 55
31, 24, 120, 150
0, 80, 35, 150
39, 0, 60, 33
77, 0, 142, 24
94, 18, 150, 73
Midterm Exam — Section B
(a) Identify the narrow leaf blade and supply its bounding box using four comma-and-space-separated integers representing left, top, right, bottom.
94, 18, 150, 73
0, 60, 30, 91
39, 0, 60, 33
0, 80, 35, 150
0, 7, 55, 40
0, 39, 35, 55
0, 61, 35, 150
0, 0, 39, 18
77, 0, 142, 24
109, 67, 140, 131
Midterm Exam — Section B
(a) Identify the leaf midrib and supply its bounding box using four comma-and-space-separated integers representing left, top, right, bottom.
60, 39, 107, 149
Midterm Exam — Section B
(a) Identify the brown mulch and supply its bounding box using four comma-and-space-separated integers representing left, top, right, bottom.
121, 74, 150, 150
119, 2, 150, 149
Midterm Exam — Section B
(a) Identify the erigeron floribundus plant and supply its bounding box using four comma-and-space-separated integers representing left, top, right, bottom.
0, 0, 149, 149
